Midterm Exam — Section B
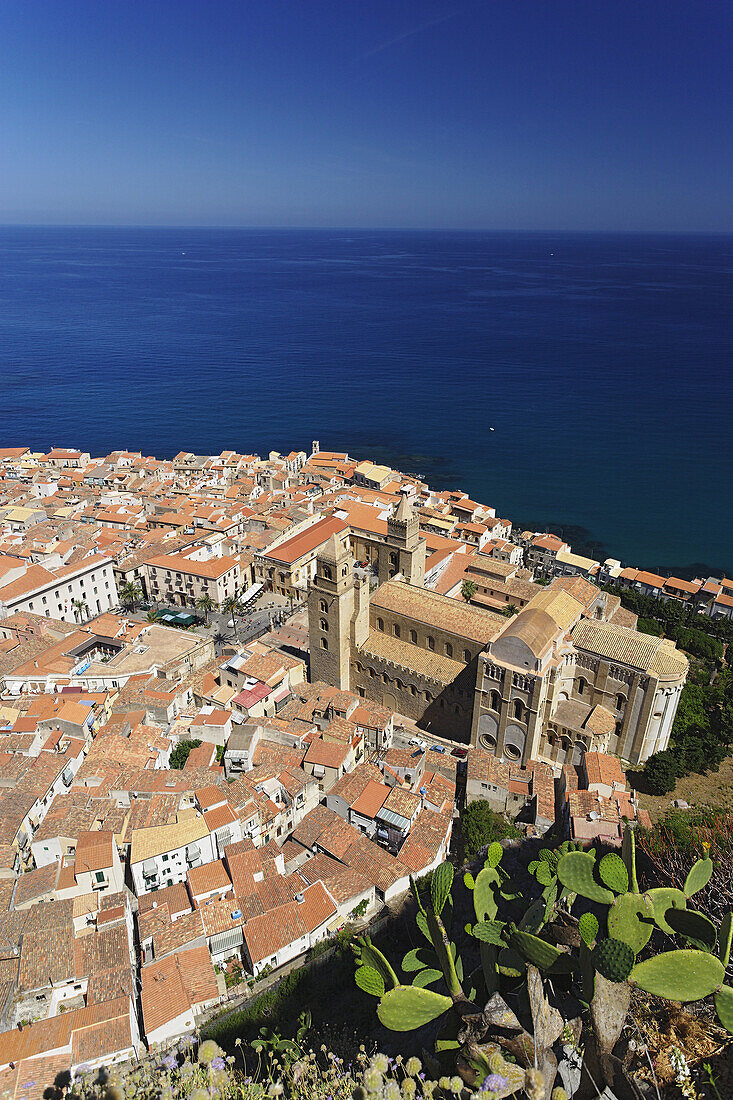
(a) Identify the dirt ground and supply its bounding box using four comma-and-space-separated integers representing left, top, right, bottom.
637, 755, 733, 822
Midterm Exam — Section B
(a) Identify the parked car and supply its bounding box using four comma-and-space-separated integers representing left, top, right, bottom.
451, 747, 468, 758
430, 744, 447, 754
409, 736, 427, 751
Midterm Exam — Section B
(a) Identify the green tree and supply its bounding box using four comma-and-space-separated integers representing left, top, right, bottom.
146, 610, 161, 623
71, 598, 88, 623
503, 603, 520, 617
119, 580, 143, 611
461, 579, 477, 603
462, 799, 521, 858
222, 595, 243, 640
643, 750, 681, 795
196, 593, 216, 625
169, 739, 201, 769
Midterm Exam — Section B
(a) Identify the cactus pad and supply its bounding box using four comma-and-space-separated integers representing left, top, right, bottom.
684, 856, 713, 898
579, 912, 599, 946
557, 850, 615, 904
486, 841, 504, 867
607, 892, 655, 953
592, 938, 635, 983
473, 920, 506, 945
412, 967, 443, 988
497, 946, 525, 977
630, 949, 724, 1001
376, 985, 453, 1030
646, 886, 688, 934
509, 928, 564, 971
535, 862, 554, 886
355, 965, 385, 997
598, 853, 629, 895
719, 912, 733, 968
665, 907, 717, 952
714, 985, 733, 1033
622, 822, 639, 892
402, 946, 439, 972
431, 861, 454, 916
473, 866, 500, 921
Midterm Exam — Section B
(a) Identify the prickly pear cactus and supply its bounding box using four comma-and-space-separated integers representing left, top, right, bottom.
592, 938, 635, 983
598, 852, 629, 895
630, 949, 724, 1001
557, 850, 615, 904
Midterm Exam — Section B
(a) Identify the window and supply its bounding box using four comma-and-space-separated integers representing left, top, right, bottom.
615, 693, 626, 711
410, 629, 417, 644
393, 624, 401, 638
377, 617, 384, 632
445, 642, 453, 658
427, 636, 435, 651
320, 599, 328, 613
513, 699, 525, 721
320, 637, 328, 650
577, 677, 587, 696
322, 565, 332, 580
463, 649, 471, 663
320, 618, 328, 632
94, 871, 106, 884
490, 691, 501, 711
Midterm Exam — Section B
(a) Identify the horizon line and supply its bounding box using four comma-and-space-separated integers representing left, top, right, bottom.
1, 223, 732, 236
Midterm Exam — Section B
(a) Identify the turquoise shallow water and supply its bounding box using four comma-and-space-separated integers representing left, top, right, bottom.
0, 227, 730, 574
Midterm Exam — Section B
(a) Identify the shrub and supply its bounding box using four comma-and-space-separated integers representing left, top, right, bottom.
169, 738, 202, 769
462, 799, 521, 857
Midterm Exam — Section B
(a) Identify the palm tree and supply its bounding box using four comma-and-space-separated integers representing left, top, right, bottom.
461, 579, 478, 603
72, 598, 88, 624
504, 604, 520, 617
146, 610, 161, 623
196, 594, 216, 626
119, 580, 143, 612
222, 595, 243, 640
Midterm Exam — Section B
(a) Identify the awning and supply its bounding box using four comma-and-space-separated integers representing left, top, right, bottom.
142, 858, 157, 875
209, 927, 244, 955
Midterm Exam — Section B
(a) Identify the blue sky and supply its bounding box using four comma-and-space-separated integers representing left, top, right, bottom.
1, 0, 731, 228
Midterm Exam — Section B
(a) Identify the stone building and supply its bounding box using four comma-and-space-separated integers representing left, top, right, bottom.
308, 509, 688, 766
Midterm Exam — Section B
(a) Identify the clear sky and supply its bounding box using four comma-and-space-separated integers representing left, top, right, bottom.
1, 0, 731, 229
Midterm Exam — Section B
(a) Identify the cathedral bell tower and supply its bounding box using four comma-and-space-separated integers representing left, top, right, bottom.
378, 491, 427, 587
308, 533, 356, 690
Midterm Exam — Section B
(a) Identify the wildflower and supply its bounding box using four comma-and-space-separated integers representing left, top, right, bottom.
401, 1079, 416, 1099
267, 1084, 284, 1098
363, 1067, 383, 1094
383, 1082, 401, 1100
190, 1091, 209, 1100
484, 1076, 508, 1092
439, 1078, 451, 1091
524, 1069, 544, 1100
352, 1088, 368, 1100
161, 1056, 178, 1072
103, 1086, 125, 1100
198, 1040, 223, 1066
211, 1058, 226, 1071
370, 1054, 390, 1074
449, 1076, 464, 1095
405, 1058, 421, 1078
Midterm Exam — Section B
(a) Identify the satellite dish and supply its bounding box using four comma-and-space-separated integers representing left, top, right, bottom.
589, 810, 600, 820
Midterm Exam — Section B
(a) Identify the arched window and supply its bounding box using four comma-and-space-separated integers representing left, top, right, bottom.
390, 551, 399, 567
382, 672, 389, 684
463, 649, 471, 663
427, 636, 435, 651
319, 599, 328, 613
393, 624, 401, 638
425, 691, 433, 703
439, 698, 446, 709
377, 617, 384, 632
615, 693, 626, 711
369, 667, 376, 678
410, 685, 417, 696
445, 642, 453, 658
454, 705, 460, 715
513, 699, 525, 721
490, 691, 501, 712
320, 619, 328, 632
322, 565, 332, 580
320, 637, 328, 650
577, 677, 587, 696
410, 629, 417, 644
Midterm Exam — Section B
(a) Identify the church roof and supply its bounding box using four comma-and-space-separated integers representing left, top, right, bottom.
371, 580, 503, 644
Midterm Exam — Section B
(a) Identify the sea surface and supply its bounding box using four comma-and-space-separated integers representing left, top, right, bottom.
0, 227, 730, 574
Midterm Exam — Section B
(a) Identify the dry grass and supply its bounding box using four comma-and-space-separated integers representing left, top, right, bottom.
631, 992, 733, 1097
637, 755, 733, 823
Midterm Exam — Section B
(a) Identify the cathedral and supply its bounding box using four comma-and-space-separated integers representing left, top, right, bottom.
307, 498, 688, 769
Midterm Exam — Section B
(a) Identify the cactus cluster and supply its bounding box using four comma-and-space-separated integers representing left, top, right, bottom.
353, 828, 733, 1099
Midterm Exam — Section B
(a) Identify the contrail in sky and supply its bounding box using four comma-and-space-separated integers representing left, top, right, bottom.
356, 8, 466, 62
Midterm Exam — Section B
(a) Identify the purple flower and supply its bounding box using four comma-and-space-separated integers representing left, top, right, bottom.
162, 1055, 178, 1071
484, 1074, 508, 1091
211, 1058, 226, 1070
21, 1082, 36, 1090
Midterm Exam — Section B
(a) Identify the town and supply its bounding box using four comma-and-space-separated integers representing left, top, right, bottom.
0, 440, 724, 1077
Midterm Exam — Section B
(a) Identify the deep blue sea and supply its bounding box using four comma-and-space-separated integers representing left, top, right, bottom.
0, 227, 730, 574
